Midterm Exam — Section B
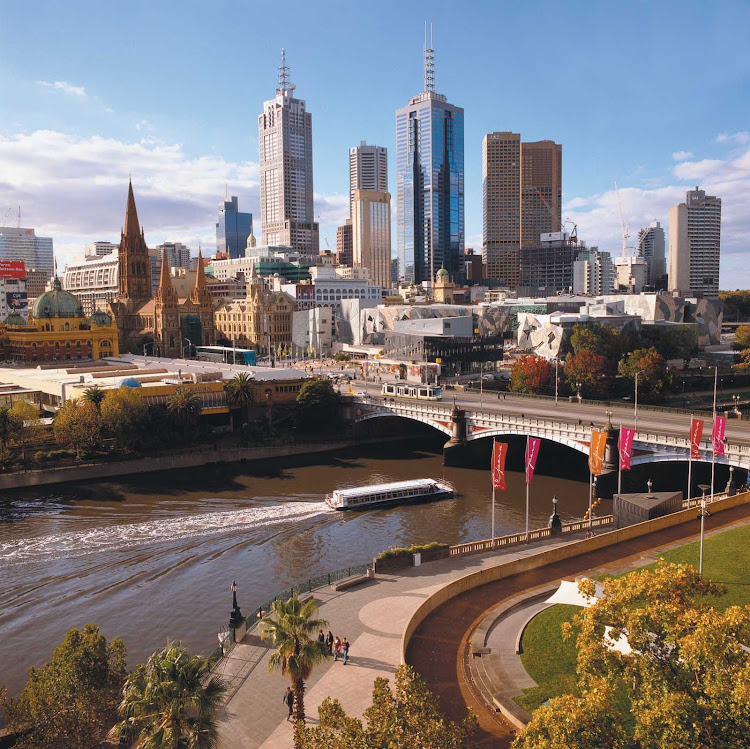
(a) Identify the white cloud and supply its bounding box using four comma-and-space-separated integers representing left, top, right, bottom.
715, 132, 750, 145
37, 80, 87, 98
672, 151, 693, 161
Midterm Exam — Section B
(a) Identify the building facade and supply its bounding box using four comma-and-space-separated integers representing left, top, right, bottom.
637, 220, 666, 287
573, 248, 614, 295
258, 49, 319, 254
395, 37, 464, 285
85, 241, 118, 259
349, 141, 388, 217
216, 197, 253, 259
63, 254, 119, 315
336, 219, 353, 267
155, 242, 193, 270
0, 227, 54, 285
519, 235, 575, 296
668, 187, 721, 298
352, 189, 391, 290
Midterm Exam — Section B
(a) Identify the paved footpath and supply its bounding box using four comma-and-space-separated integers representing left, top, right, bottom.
216, 531, 594, 749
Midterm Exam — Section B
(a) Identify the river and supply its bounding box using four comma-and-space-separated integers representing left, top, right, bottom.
2, 434, 603, 695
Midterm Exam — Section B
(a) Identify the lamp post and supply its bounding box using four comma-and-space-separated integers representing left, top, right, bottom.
553, 357, 560, 406
229, 580, 243, 629
575, 380, 582, 404
697, 484, 711, 577
549, 495, 562, 535
733, 394, 741, 416
647, 478, 653, 494
183, 337, 193, 360
634, 370, 644, 433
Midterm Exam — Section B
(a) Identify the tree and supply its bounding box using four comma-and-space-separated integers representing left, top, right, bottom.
100, 388, 149, 452
569, 323, 621, 360
53, 400, 101, 458
1, 624, 127, 749
299, 665, 478, 749
9, 400, 44, 461
513, 561, 750, 749
509, 356, 551, 395
81, 385, 106, 410
618, 347, 673, 403
116, 642, 227, 749
0, 406, 13, 449
564, 350, 611, 398
225, 372, 257, 425
734, 324, 750, 351
720, 290, 750, 322
167, 386, 202, 428
261, 592, 330, 731
295, 379, 341, 432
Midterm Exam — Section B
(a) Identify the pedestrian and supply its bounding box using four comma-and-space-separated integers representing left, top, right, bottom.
283, 687, 294, 720
342, 637, 350, 665
326, 630, 334, 654
333, 636, 341, 661
317, 629, 325, 645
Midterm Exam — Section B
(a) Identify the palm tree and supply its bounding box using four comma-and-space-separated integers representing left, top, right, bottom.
225, 372, 256, 425
82, 385, 106, 410
261, 592, 330, 732
166, 387, 202, 427
116, 642, 227, 749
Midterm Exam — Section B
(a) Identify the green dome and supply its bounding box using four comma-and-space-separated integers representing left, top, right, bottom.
89, 310, 112, 326
4, 312, 26, 326
31, 278, 84, 319
436, 267, 450, 280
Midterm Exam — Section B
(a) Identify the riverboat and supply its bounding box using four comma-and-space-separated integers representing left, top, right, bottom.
325, 478, 455, 511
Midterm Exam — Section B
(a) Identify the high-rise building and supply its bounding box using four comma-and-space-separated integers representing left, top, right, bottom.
482, 132, 562, 289
349, 142, 388, 217
155, 242, 193, 270
573, 248, 614, 295
0, 227, 54, 282
85, 241, 118, 260
519, 234, 575, 296
216, 197, 253, 259
336, 219, 353, 266
395, 28, 464, 285
352, 189, 391, 290
258, 49, 319, 255
669, 187, 721, 298
638, 220, 667, 287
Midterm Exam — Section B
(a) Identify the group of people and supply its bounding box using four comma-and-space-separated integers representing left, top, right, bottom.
319, 629, 350, 664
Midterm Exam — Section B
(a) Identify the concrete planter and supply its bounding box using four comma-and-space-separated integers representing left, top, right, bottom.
373, 554, 412, 573
419, 547, 450, 564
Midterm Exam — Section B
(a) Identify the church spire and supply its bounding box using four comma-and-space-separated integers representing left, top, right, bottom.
124, 179, 141, 238
154, 247, 176, 304
190, 250, 211, 304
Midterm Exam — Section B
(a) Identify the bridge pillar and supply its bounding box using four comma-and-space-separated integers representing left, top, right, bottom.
603, 423, 619, 475
443, 404, 469, 466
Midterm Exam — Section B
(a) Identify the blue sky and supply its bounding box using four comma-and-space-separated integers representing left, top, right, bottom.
1, 0, 749, 285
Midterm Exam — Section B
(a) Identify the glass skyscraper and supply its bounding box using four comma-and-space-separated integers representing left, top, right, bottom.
396, 35, 464, 285
0, 226, 54, 279
216, 196, 253, 259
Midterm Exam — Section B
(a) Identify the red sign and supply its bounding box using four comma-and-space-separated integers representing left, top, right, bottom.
618, 427, 635, 472
525, 437, 541, 485
491, 441, 508, 491
589, 429, 608, 476
690, 418, 704, 460
0, 260, 25, 279
712, 416, 726, 457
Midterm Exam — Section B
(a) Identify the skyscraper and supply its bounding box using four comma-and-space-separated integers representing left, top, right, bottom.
482, 132, 562, 289
216, 196, 253, 258
395, 27, 464, 284
336, 219, 353, 267
352, 189, 391, 289
669, 187, 721, 298
0, 227, 54, 282
258, 49, 319, 255
637, 220, 666, 287
349, 142, 388, 217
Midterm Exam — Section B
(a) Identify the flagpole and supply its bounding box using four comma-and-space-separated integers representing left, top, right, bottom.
617, 423, 622, 496
525, 481, 530, 543
588, 469, 593, 536
711, 367, 717, 502
491, 440, 496, 546
687, 414, 693, 507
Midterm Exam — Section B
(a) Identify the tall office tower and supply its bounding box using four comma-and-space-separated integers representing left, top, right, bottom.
155, 242, 192, 269
216, 196, 253, 258
336, 219, 353, 266
391, 258, 399, 287
669, 187, 721, 298
349, 142, 388, 217
0, 227, 54, 281
85, 241, 118, 259
352, 189, 391, 289
637, 220, 666, 287
395, 27, 464, 284
258, 49, 319, 255
482, 133, 562, 289
573, 247, 614, 295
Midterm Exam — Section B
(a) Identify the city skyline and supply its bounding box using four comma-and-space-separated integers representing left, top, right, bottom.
1, 1, 749, 285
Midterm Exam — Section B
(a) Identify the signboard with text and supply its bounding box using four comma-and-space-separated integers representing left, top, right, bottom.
6, 291, 28, 311
0, 260, 25, 279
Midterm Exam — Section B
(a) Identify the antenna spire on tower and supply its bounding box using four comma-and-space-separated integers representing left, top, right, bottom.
277, 48, 293, 94
423, 21, 435, 93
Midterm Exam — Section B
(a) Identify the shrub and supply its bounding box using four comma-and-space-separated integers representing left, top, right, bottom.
378, 542, 449, 559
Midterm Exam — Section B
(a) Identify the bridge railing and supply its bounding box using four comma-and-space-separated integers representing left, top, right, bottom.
449, 515, 613, 557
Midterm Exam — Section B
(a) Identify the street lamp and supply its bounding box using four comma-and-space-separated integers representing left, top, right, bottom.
647, 478, 653, 494
697, 484, 711, 577
549, 495, 562, 535
183, 337, 193, 359
634, 370, 644, 433
575, 380, 582, 403
229, 580, 243, 628
733, 394, 741, 416
552, 357, 560, 406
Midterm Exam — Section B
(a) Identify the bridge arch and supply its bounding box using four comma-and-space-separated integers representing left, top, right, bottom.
353, 409, 453, 437
465, 427, 590, 457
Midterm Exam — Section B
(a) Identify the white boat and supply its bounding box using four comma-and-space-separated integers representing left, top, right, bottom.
325, 478, 455, 511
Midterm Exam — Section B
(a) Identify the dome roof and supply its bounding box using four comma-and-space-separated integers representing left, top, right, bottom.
31, 278, 84, 319
89, 310, 112, 326
4, 312, 26, 326
436, 267, 450, 280
118, 377, 142, 388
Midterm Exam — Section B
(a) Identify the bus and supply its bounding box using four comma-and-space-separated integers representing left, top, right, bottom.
194, 346, 257, 366
381, 383, 442, 401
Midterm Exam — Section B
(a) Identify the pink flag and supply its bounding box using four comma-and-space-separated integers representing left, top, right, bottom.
690, 418, 704, 461
525, 437, 541, 484
712, 416, 726, 457
618, 427, 635, 472
491, 441, 508, 491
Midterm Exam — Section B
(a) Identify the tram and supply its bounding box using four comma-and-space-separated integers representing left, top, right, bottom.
381, 383, 442, 401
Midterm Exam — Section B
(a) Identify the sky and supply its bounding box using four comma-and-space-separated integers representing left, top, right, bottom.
1, 0, 749, 286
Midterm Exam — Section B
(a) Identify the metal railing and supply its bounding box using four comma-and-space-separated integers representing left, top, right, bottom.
449, 516, 614, 557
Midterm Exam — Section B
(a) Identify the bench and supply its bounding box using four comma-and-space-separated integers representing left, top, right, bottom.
331, 568, 375, 591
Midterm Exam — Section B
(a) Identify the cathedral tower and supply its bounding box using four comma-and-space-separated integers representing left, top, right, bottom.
117, 181, 152, 302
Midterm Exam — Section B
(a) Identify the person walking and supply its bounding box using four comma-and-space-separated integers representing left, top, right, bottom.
283, 687, 294, 720
333, 636, 341, 661
317, 629, 325, 645
342, 637, 350, 665
326, 630, 334, 654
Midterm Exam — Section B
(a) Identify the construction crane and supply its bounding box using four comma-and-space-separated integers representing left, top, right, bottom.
614, 182, 629, 258
2, 207, 11, 226
534, 189, 577, 246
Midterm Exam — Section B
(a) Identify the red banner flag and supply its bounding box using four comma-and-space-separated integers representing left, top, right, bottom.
491, 441, 508, 491
618, 427, 635, 472
690, 418, 704, 460
588, 429, 608, 476
525, 437, 541, 484
712, 416, 726, 457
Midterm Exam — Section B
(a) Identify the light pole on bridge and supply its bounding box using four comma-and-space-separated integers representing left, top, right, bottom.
634, 370, 644, 433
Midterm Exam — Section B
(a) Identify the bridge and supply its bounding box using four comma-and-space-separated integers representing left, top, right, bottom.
347, 391, 750, 474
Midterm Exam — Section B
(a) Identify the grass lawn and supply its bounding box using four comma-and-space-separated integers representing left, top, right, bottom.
516, 520, 750, 712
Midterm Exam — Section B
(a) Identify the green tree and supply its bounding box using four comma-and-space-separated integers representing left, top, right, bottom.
295, 379, 340, 432
509, 356, 551, 395
53, 400, 101, 458
720, 290, 750, 322
100, 387, 149, 452
618, 347, 672, 403
1, 624, 127, 749
514, 561, 750, 749
0, 405, 13, 449
9, 400, 44, 460
116, 642, 227, 749
564, 350, 611, 398
81, 385, 106, 410
734, 324, 750, 351
299, 664, 477, 749
167, 386, 202, 428
261, 592, 330, 731
225, 372, 257, 425
569, 323, 621, 360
